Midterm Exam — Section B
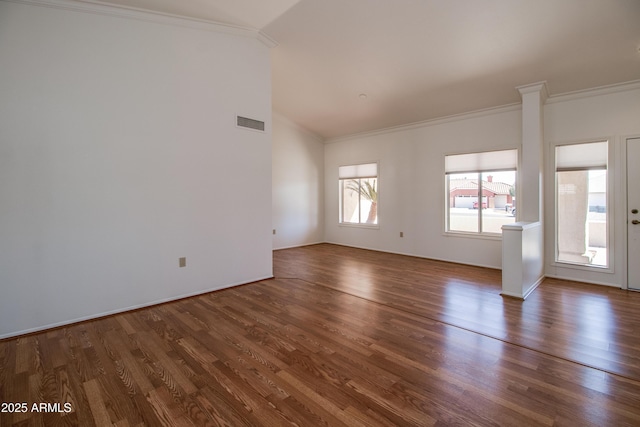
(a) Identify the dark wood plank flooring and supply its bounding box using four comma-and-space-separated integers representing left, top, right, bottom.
1, 243, 640, 426
274, 244, 640, 382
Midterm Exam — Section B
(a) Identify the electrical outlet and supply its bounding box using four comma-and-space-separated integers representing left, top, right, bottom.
400, 232, 404, 238
179, 257, 186, 268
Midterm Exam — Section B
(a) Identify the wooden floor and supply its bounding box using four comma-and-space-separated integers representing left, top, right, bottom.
1, 244, 640, 426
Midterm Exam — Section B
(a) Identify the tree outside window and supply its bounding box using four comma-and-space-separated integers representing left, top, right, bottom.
339, 163, 378, 225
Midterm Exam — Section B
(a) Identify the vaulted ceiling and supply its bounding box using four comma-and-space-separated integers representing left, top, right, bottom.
94, 0, 640, 139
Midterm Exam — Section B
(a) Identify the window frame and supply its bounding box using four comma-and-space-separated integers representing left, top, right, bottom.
338, 162, 379, 227
444, 149, 518, 238
552, 140, 611, 271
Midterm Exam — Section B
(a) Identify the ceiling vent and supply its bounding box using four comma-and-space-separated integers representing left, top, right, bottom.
237, 115, 265, 132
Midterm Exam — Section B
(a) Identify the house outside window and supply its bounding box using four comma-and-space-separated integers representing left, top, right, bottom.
555, 141, 608, 267
339, 162, 378, 225
445, 150, 517, 235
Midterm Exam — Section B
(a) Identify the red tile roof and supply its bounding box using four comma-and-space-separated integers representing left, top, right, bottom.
449, 179, 513, 195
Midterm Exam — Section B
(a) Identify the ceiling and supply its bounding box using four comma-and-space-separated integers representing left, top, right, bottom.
94, 0, 640, 140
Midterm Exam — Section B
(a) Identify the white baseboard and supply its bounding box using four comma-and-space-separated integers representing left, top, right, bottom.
0, 275, 273, 340
543, 273, 621, 288
323, 241, 502, 271
273, 241, 325, 251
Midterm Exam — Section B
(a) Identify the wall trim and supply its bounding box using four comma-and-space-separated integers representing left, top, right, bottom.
546, 79, 640, 105
325, 103, 522, 144
516, 81, 549, 102
544, 273, 621, 289
324, 241, 502, 271
324, 79, 640, 145
2, 0, 278, 48
524, 275, 545, 299
0, 275, 273, 340
501, 275, 545, 300
273, 241, 325, 251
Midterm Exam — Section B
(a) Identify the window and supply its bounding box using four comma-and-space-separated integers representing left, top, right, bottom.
445, 149, 517, 235
555, 141, 608, 267
339, 162, 378, 225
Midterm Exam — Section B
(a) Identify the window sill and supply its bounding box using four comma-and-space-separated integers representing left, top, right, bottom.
550, 261, 613, 274
339, 223, 380, 230
443, 231, 502, 241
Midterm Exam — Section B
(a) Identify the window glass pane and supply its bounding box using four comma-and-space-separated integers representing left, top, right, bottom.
557, 169, 607, 267
339, 163, 378, 226
359, 178, 378, 224
341, 179, 360, 223
340, 177, 378, 225
481, 171, 516, 233
448, 173, 479, 233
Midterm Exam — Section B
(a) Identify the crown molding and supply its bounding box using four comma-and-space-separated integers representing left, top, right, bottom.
546, 79, 640, 104
325, 79, 640, 144
516, 81, 549, 103
256, 31, 278, 49
325, 103, 522, 144
2, 0, 279, 48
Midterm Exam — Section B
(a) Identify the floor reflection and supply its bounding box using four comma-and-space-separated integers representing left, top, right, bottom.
274, 244, 640, 381
443, 279, 508, 339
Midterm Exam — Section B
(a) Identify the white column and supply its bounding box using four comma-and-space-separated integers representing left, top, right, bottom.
501, 82, 547, 299
517, 82, 548, 222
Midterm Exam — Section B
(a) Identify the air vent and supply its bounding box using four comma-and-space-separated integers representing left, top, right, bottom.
236, 116, 265, 132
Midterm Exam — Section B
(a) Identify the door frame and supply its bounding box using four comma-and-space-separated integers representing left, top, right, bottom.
625, 135, 640, 290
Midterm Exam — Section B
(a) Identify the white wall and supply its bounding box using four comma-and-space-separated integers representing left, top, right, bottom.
272, 114, 324, 249
0, 0, 273, 338
544, 84, 640, 287
324, 107, 522, 269
323, 83, 640, 285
